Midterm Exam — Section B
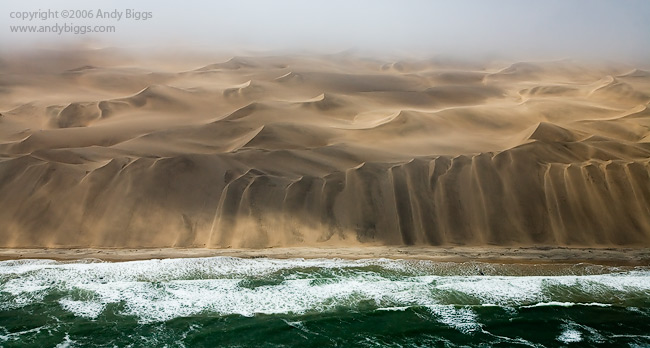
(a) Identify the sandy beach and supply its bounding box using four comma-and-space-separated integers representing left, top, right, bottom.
1, 247, 648, 266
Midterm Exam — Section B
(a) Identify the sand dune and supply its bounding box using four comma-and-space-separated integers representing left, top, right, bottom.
0, 51, 649, 248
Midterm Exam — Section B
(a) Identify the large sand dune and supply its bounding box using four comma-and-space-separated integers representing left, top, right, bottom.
1, 51, 649, 248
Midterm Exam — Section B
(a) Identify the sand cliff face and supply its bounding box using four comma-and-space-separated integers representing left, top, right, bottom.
0, 52, 649, 247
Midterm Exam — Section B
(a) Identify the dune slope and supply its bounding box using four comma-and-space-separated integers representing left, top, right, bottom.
1, 53, 649, 248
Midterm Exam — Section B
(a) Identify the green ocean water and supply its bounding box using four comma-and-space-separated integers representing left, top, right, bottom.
1, 257, 649, 347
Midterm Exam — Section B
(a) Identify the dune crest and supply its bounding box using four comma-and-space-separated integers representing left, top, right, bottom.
0, 53, 649, 248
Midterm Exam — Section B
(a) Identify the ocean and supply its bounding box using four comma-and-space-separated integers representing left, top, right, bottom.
1, 257, 649, 347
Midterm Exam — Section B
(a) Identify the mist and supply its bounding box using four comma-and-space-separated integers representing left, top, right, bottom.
2, 0, 650, 62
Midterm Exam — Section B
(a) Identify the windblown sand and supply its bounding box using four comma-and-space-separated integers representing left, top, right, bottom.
1, 50, 649, 248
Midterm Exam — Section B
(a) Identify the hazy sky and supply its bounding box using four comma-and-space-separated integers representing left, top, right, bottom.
2, 0, 650, 60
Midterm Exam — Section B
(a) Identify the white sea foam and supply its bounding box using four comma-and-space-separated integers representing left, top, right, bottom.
427, 305, 482, 334
59, 299, 105, 319
435, 276, 543, 304
55, 333, 75, 348
1, 258, 649, 326
522, 301, 612, 308
557, 322, 583, 343
376, 306, 410, 311
480, 328, 541, 347
0, 325, 47, 342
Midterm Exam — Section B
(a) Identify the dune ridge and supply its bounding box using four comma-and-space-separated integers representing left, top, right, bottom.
0, 52, 649, 248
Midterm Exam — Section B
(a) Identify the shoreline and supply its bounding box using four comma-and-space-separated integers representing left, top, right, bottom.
0, 246, 648, 266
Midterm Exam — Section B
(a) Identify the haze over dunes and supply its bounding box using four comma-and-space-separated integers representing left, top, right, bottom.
1, 51, 649, 248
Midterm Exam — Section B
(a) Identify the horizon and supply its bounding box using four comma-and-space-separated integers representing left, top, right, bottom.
2, 0, 650, 64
